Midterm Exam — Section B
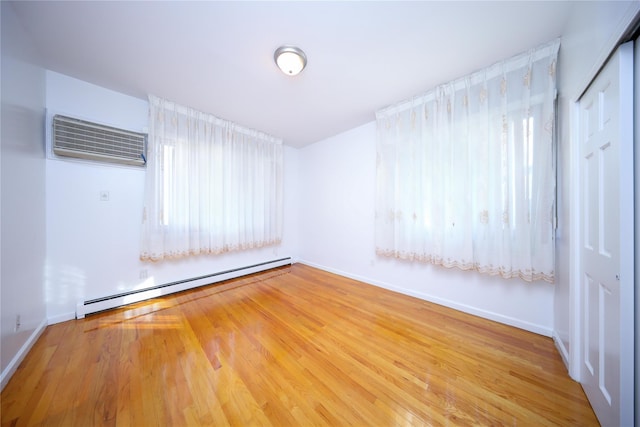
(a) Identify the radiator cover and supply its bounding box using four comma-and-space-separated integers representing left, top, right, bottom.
76, 257, 292, 318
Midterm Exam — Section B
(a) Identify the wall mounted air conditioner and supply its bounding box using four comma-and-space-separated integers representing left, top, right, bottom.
52, 114, 147, 166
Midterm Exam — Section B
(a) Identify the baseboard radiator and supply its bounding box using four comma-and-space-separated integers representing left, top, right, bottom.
76, 257, 292, 318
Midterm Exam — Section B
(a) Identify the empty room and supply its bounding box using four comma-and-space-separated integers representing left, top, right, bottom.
1, 1, 639, 426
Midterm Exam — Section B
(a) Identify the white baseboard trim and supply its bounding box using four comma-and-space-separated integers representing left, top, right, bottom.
298, 260, 553, 337
1, 318, 48, 391
552, 331, 571, 374
48, 312, 76, 325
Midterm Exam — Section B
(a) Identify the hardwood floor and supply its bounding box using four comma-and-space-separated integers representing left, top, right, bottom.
1, 264, 597, 426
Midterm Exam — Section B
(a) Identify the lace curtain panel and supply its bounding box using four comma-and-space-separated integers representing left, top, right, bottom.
375, 40, 559, 283
140, 95, 283, 262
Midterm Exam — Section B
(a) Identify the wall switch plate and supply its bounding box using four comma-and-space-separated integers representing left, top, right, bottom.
99, 191, 110, 201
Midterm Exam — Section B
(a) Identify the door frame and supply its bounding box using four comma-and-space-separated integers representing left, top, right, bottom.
635, 32, 640, 427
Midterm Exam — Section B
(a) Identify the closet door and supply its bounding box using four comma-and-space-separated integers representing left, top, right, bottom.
578, 41, 634, 427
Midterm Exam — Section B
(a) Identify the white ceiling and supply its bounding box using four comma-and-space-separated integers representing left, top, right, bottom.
10, 1, 574, 148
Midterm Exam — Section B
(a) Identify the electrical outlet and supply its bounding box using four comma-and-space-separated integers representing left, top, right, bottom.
15, 314, 21, 332
140, 269, 148, 279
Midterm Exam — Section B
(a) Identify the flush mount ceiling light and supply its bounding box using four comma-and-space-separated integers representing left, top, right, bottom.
274, 45, 307, 76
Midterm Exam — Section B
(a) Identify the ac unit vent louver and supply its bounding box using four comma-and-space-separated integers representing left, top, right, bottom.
53, 115, 147, 166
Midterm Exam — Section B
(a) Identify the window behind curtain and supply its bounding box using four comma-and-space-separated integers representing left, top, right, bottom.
140, 96, 283, 262
375, 40, 559, 283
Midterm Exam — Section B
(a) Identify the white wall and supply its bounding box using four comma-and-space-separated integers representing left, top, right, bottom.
299, 122, 555, 335
0, 2, 48, 384
554, 0, 639, 371
45, 71, 300, 321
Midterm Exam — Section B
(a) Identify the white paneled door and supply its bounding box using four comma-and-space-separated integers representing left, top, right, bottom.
578, 41, 634, 427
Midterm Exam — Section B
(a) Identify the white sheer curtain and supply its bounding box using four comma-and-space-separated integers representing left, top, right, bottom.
375, 40, 559, 283
140, 95, 283, 262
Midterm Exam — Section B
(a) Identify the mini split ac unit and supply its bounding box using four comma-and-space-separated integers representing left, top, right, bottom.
52, 115, 147, 166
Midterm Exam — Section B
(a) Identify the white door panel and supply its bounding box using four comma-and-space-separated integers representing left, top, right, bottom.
578, 41, 634, 427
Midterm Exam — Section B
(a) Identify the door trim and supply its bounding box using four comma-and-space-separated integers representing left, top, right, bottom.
616, 41, 635, 427
634, 32, 640, 427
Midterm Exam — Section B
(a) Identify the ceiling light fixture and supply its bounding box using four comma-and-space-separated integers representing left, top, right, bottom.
274, 45, 307, 76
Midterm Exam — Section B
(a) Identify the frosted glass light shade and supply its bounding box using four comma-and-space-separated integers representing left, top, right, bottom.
274, 46, 307, 76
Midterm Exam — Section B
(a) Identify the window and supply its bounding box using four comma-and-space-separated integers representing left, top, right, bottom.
140, 96, 283, 261
375, 40, 558, 282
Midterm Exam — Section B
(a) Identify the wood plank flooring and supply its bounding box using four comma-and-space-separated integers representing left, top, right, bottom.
1, 264, 598, 426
